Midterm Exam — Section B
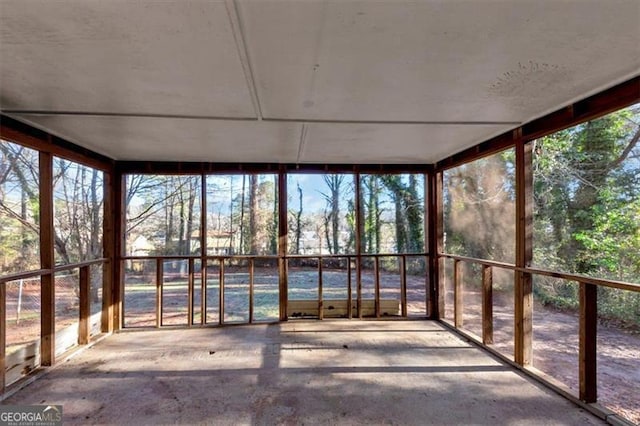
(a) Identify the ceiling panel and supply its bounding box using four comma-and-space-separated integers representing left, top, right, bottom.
240, 0, 640, 123
302, 123, 511, 164
9, 115, 302, 163
0, 0, 256, 117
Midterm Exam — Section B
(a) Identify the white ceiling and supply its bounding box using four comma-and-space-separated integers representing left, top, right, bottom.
1, 0, 639, 164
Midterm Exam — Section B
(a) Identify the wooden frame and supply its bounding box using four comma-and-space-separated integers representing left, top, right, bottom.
39, 151, 55, 366
579, 282, 597, 403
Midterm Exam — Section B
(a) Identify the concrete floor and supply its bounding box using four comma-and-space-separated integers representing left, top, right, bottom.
4, 320, 604, 425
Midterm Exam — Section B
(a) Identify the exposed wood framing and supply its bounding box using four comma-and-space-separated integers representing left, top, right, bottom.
515, 139, 533, 366
482, 265, 494, 345
113, 173, 125, 331
318, 260, 324, 320
579, 282, 598, 403
453, 259, 463, 328
374, 257, 381, 318
400, 255, 407, 317
347, 258, 353, 319
200, 175, 207, 325
78, 266, 90, 345
188, 258, 194, 326
278, 168, 288, 321
249, 259, 254, 324
101, 170, 115, 333
219, 260, 225, 325
156, 259, 163, 328
427, 172, 443, 319
39, 151, 55, 366
355, 173, 363, 319
0, 280, 6, 393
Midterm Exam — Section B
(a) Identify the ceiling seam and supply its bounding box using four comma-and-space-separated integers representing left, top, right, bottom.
1, 110, 521, 126
225, 0, 263, 120
297, 123, 308, 163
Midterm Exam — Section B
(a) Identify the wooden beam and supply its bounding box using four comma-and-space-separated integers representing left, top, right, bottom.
1, 280, 6, 393
347, 257, 353, 319
453, 259, 463, 328
428, 172, 444, 319
78, 266, 90, 345
318, 259, 324, 320
219, 260, 225, 325
277, 168, 288, 321
39, 151, 55, 366
112, 173, 125, 331
400, 255, 407, 317
201, 174, 207, 325
249, 258, 254, 324
188, 258, 194, 326
355, 173, 363, 319
156, 259, 163, 328
1, 116, 114, 171
374, 257, 381, 318
515, 139, 533, 366
579, 282, 598, 403
101, 170, 115, 333
482, 265, 494, 345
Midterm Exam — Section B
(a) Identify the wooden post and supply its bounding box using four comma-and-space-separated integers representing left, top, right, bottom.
400, 255, 407, 317
101, 169, 115, 333
78, 266, 90, 345
355, 172, 363, 319
579, 282, 598, 403
219, 259, 225, 325
347, 257, 352, 319
374, 257, 381, 318
112, 173, 125, 332
249, 258, 254, 324
201, 261, 207, 325
515, 138, 533, 366
188, 258, 194, 326
200, 174, 207, 325
318, 258, 324, 320
454, 259, 463, 328
156, 259, 163, 328
482, 265, 494, 345
39, 151, 55, 366
1, 280, 6, 393
427, 172, 444, 319
278, 168, 288, 321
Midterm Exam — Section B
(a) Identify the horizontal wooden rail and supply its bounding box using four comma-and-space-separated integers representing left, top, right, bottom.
438, 253, 640, 293
1, 259, 108, 284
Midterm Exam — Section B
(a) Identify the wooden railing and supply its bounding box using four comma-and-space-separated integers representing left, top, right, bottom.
438, 252, 640, 406
120, 253, 428, 328
0, 258, 108, 394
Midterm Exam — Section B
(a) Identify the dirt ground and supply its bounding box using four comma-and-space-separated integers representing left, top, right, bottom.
5, 267, 638, 423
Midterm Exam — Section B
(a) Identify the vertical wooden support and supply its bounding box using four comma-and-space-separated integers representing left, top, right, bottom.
188, 258, 194, 326
318, 259, 324, 320
156, 259, 163, 328
482, 265, 494, 345
515, 138, 533, 366
347, 257, 352, 319
112, 173, 125, 332
101, 169, 115, 334
427, 172, 444, 319
39, 151, 55, 366
219, 259, 225, 325
78, 266, 90, 345
374, 257, 381, 318
201, 261, 207, 325
277, 168, 288, 321
400, 255, 407, 317
355, 172, 363, 319
249, 258, 254, 324
1, 280, 6, 393
579, 282, 598, 403
453, 259, 463, 328
200, 174, 207, 325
